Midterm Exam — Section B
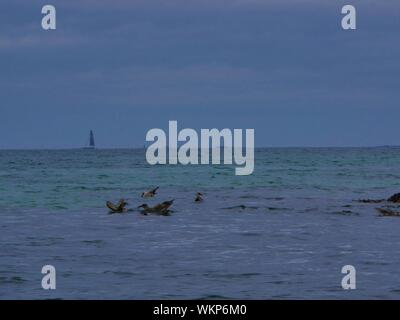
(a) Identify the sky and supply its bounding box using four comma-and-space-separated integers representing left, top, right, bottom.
0, 0, 399, 148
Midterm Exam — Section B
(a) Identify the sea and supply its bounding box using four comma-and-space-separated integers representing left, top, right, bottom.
1, 147, 400, 299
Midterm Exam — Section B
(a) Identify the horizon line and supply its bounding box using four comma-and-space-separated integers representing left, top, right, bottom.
0, 145, 399, 151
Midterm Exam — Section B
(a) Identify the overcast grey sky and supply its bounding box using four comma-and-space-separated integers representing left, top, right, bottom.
0, 0, 399, 148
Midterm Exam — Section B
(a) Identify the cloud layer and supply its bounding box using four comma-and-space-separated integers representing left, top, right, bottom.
0, 0, 399, 148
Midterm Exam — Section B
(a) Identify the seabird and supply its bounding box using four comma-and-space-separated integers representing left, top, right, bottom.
138, 200, 174, 215
106, 199, 128, 213
141, 186, 159, 198
194, 192, 203, 202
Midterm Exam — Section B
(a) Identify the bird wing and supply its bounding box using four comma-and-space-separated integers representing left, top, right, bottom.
106, 201, 120, 212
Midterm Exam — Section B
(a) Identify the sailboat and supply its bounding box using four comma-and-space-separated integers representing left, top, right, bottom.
83, 130, 96, 149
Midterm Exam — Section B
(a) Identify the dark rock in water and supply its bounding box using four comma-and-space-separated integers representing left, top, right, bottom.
356, 199, 384, 203
356, 193, 400, 204
376, 207, 400, 217
387, 193, 400, 203
222, 205, 258, 210
332, 210, 359, 216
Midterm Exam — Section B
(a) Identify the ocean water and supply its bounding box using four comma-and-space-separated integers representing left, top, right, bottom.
1, 147, 400, 299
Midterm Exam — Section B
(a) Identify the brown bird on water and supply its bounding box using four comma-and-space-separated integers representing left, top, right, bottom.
141, 186, 159, 198
138, 200, 174, 215
106, 199, 128, 213
194, 192, 204, 202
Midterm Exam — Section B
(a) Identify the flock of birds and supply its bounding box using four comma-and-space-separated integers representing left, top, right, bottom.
106, 186, 204, 215
106, 187, 400, 217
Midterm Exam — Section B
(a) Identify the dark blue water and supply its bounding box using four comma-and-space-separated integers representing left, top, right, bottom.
1, 148, 400, 299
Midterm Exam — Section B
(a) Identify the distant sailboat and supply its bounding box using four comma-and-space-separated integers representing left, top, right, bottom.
83, 130, 96, 149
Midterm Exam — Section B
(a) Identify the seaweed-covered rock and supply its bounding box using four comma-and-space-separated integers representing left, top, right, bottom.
387, 193, 400, 203
376, 207, 400, 217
